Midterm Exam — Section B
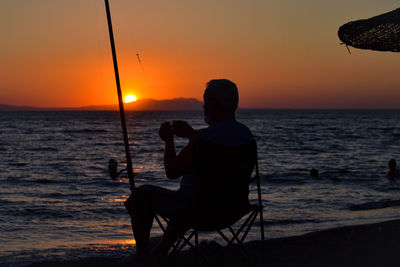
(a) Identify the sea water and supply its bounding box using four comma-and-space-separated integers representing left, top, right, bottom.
1, 110, 400, 266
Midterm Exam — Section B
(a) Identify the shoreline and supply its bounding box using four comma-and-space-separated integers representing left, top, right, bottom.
27, 218, 400, 266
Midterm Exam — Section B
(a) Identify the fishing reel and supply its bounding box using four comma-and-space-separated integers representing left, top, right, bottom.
108, 159, 125, 180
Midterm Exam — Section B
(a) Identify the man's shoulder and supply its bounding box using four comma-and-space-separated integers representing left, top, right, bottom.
197, 120, 253, 147
232, 120, 253, 134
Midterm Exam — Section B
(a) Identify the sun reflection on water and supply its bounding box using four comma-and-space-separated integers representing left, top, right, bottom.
100, 195, 129, 203
93, 239, 137, 251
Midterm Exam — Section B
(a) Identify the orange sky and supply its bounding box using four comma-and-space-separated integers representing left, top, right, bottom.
1, 0, 400, 108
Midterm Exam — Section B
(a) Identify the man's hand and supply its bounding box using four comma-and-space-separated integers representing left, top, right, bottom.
172, 120, 196, 139
159, 122, 174, 143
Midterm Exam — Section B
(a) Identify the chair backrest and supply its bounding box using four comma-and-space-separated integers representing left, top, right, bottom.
190, 139, 257, 230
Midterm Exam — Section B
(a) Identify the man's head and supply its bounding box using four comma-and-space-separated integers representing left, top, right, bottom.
310, 168, 319, 178
389, 159, 397, 170
203, 79, 239, 125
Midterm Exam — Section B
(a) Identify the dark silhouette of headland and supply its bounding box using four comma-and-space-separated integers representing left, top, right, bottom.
0, 98, 202, 111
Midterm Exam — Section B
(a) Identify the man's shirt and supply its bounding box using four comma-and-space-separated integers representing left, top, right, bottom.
180, 119, 254, 196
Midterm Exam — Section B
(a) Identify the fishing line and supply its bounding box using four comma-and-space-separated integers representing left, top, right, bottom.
136, 53, 145, 72
93, 0, 107, 82
121, 0, 145, 72
117, 0, 146, 164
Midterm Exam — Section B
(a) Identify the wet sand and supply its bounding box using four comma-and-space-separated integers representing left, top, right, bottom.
29, 219, 400, 267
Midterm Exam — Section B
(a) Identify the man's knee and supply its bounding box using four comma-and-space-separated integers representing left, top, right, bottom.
124, 194, 134, 216
136, 184, 157, 193
124, 184, 154, 214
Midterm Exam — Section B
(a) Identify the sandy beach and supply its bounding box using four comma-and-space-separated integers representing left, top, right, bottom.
28, 218, 400, 267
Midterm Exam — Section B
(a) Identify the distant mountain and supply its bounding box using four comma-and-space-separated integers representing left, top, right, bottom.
0, 98, 203, 111
124, 98, 202, 111
0, 104, 43, 111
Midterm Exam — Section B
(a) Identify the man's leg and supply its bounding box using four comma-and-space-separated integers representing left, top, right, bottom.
125, 184, 188, 259
151, 222, 187, 259
125, 185, 155, 258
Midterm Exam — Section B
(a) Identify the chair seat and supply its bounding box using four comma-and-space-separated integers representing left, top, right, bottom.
193, 203, 261, 232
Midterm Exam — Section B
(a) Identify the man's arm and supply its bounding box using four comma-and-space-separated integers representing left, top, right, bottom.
159, 122, 196, 179
172, 120, 196, 139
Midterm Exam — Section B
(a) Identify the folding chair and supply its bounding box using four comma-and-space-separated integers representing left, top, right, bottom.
155, 139, 265, 264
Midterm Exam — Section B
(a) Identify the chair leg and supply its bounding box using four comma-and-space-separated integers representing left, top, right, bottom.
259, 207, 266, 263
177, 231, 196, 251
173, 235, 183, 251
240, 210, 259, 243
154, 214, 166, 232
194, 230, 199, 266
222, 210, 257, 246
227, 210, 258, 245
218, 229, 249, 259
232, 210, 258, 242
222, 209, 261, 264
228, 227, 250, 259
155, 215, 198, 255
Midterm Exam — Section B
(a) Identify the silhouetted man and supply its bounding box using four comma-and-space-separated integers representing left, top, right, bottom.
125, 79, 255, 262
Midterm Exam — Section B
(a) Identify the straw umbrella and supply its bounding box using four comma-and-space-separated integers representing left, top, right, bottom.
338, 8, 400, 52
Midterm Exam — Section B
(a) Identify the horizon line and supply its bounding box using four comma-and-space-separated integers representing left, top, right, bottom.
1, 104, 400, 111
1, 99, 400, 111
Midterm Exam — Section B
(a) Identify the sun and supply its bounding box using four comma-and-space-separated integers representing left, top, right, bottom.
124, 95, 137, 103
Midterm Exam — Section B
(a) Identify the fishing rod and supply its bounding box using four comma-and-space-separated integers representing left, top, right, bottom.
104, 0, 135, 191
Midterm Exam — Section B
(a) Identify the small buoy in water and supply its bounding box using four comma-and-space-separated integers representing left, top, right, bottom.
310, 168, 319, 178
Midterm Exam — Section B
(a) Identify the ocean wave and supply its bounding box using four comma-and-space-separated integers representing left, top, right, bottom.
0, 199, 13, 205
8, 162, 27, 166
264, 178, 307, 184
61, 129, 108, 134
345, 134, 364, 139
18, 191, 91, 200
349, 199, 400, 211
255, 219, 321, 226
291, 147, 326, 153
27, 178, 59, 184
8, 207, 74, 219
38, 192, 69, 198
299, 123, 317, 127
92, 142, 110, 146
367, 127, 395, 131
86, 207, 126, 215
27, 147, 59, 152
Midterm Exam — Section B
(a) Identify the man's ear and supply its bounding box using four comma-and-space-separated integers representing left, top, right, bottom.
208, 98, 220, 110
